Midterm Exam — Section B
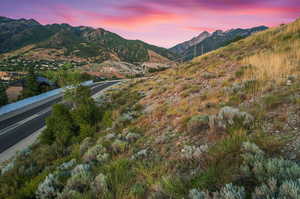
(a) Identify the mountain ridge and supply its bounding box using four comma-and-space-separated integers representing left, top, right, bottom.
170, 25, 268, 60
0, 16, 178, 64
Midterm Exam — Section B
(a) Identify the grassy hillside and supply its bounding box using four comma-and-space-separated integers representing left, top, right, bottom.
0, 19, 300, 199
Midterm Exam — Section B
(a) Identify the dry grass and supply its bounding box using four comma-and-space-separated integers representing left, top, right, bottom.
243, 43, 299, 83
242, 18, 300, 84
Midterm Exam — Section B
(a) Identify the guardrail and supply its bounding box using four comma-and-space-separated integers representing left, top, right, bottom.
0, 80, 94, 116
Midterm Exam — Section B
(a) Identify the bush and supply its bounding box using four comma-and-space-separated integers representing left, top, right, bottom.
187, 115, 210, 134
36, 174, 61, 199
90, 173, 108, 196
82, 144, 107, 163
210, 106, 254, 131
41, 104, 78, 146
192, 143, 300, 198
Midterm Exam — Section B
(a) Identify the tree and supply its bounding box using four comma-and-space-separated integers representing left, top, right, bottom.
22, 68, 40, 98
0, 83, 8, 106
64, 85, 91, 108
41, 104, 78, 146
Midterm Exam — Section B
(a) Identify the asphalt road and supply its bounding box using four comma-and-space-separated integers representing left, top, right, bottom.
0, 81, 118, 153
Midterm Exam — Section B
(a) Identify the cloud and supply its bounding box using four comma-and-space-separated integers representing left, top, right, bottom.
185, 26, 217, 32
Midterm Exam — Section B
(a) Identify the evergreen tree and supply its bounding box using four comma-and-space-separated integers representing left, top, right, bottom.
41, 104, 78, 146
22, 68, 40, 98
0, 83, 8, 106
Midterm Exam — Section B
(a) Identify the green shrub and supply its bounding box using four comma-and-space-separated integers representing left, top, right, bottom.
101, 111, 113, 128
130, 183, 147, 198
187, 115, 209, 134
161, 176, 189, 199
192, 142, 300, 198
104, 158, 136, 198
41, 104, 78, 146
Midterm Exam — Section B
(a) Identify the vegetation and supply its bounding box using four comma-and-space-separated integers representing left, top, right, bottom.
0, 18, 300, 199
0, 83, 8, 106
21, 68, 42, 98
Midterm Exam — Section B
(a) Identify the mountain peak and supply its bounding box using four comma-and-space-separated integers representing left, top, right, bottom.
169, 31, 211, 54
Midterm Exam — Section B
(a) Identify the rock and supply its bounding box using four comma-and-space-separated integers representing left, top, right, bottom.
187, 115, 209, 134
287, 80, 292, 86
210, 106, 254, 130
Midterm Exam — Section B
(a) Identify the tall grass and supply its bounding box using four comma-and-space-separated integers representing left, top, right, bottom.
243, 18, 300, 84
243, 44, 299, 83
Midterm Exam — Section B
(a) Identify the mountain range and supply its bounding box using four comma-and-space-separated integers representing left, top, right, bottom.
0, 16, 268, 77
0, 16, 177, 64
169, 26, 268, 61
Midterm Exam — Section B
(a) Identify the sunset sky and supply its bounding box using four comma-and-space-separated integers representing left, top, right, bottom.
1, 0, 300, 48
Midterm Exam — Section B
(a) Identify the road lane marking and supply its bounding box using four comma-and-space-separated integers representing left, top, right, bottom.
0, 107, 52, 136
0, 82, 113, 137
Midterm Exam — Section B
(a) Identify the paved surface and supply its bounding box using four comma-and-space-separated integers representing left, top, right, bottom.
0, 81, 118, 155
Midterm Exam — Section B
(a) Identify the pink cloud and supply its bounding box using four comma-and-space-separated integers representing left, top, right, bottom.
185, 26, 217, 32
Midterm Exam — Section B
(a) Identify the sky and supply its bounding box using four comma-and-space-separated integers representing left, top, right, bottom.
1, 0, 300, 48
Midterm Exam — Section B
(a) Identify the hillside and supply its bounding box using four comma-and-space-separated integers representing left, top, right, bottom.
170, 26, 268, 61
0, 18, 300, 198
0, 16, 178, 76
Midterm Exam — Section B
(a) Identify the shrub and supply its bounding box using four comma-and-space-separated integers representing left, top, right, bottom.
161, 176, 189, 198
71, 98, 101, 127
111, 139, 128, 153
187, 115, 210, 134
101, 110, 113, 128
104, 158, 136, 198
82, 144, 107, 163
65, 171, 92, 193
79, 137, 94, 156
189, 184, 245, 199
241, 142, 300, 183
36, 174, 61, 199
193, 143, 300, 198
210, 106, 254, 131
41, 104, 77, 146
130, 183, 147, 198
90, 173, 109, 196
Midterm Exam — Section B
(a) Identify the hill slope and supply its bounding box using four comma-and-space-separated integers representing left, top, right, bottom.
0, 16, 177, 64
0, 18, 300, 198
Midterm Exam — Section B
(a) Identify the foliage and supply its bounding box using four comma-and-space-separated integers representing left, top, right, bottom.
0, 83, 8, 106
41, 104, 77, 146
22, 68, 40, 98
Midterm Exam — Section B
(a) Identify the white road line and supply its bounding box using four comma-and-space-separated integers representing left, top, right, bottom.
0, 82, 111, 137
0, 107, 52, 136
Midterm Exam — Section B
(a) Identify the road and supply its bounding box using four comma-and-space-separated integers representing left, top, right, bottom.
0, 81, 118, 153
